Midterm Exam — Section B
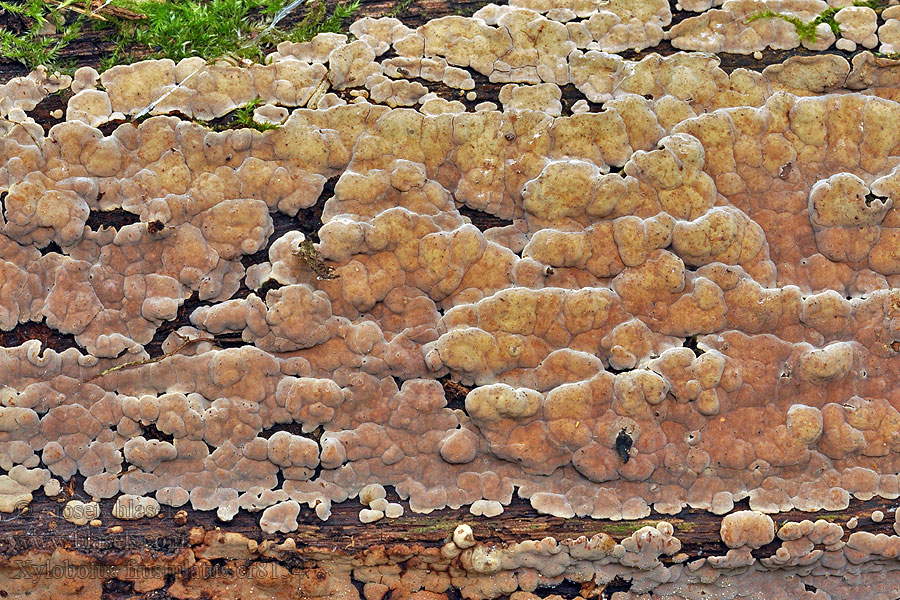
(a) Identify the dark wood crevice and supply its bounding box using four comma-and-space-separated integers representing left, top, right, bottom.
0, 320, 80, 353
140, 423, 175, 444
238, 210, 299, 271
100, 578, 135, 600
457, 204, 514, 231
84, 207, 141, 231
257, 422, 323, 444
142, 292, 203, 357
294, 174, 336, 244
238, 175, 334, 274
27, 91, 71, 134
38, 240, 65, 256
439, 374, 470, 411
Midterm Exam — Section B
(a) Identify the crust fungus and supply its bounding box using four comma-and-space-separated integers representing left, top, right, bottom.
260, 500, 301, 534
63, 500, 101, 526
879, 9, 900, 53
498, 84, 563, 116
11, 11, 900, 576
4, 172, 90, 249
720, 510, 775, 549
835, 6, 878, 52
112, 494, 160, 520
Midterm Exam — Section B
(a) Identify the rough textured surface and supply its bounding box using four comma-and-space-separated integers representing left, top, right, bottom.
8, 0, 900, 597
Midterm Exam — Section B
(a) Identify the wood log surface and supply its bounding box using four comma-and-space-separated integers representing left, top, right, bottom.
2, 1, 898, 599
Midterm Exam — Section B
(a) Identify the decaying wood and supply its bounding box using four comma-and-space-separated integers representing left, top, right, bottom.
1, 2, 897, 599
0, 488, 896, 599
2, 489, 897, 558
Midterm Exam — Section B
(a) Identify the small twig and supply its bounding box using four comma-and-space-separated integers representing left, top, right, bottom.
85, 336, 214, 382
45, 0, 144, 20
90, 0, 144, 19
2, 118, 44, 148
113, 466, 139, 479
45, 0, 107, 21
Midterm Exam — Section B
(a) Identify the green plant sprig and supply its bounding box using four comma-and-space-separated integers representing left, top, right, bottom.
196, 97, 282, 133
106, 0, 360, 65
1, 0, 362, 72
0, 0, 84, 72
747, 1, 888, 44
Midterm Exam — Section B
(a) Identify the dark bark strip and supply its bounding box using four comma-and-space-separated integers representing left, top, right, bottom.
1, 487, 897, 558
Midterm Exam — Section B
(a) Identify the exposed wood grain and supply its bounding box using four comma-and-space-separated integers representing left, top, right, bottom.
3, 482, 898, 560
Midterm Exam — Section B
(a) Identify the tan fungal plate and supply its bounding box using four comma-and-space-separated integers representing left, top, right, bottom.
9, 0, 900, 596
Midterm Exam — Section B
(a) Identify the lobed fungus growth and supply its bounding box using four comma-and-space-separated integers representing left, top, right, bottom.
8, 3, 900, 597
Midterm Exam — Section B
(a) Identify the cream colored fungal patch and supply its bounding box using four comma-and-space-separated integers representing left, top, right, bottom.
669, 1, 900, 55
112, 494, 160, 520
63, 500, 101, 526
8, 4, 900, 557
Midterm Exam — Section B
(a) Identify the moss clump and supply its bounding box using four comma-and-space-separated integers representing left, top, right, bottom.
747, 1, 886, 44
404, 517, 458, 535
746, 7, 840, 44
852, 0, 889, 13
104, 0, 359, 64
253, 0, 360, 50
600, 520, 656, 535
229, 97, 281, 131
0, 0, 83, 72
198, 97, 281, 133
386, 0, 413, 18
2, 0, 360, 72
100, 0, 279, 65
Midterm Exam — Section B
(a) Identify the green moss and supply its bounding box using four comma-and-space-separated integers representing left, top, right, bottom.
386, 0, 413, 18
2, 0, 360, 72
596, 519, 696, 536
601, 520, 655, 535
292, 238, 338, 280
852, 0, 889, 13
105, 0, 359, 63
403, 517, 457, 535
748, 2, 886, 45
746, 7, 841, 44
257, 0, 360, 47
0, 0, 84, 72
114, 0, 360, 62
228, 97, 281, 131
196, 97, 282, 132
814, 513, 847, 522
106, 0, 277, 62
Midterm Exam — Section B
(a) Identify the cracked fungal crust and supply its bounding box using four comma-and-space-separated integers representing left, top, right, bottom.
10, 3, 900, 577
